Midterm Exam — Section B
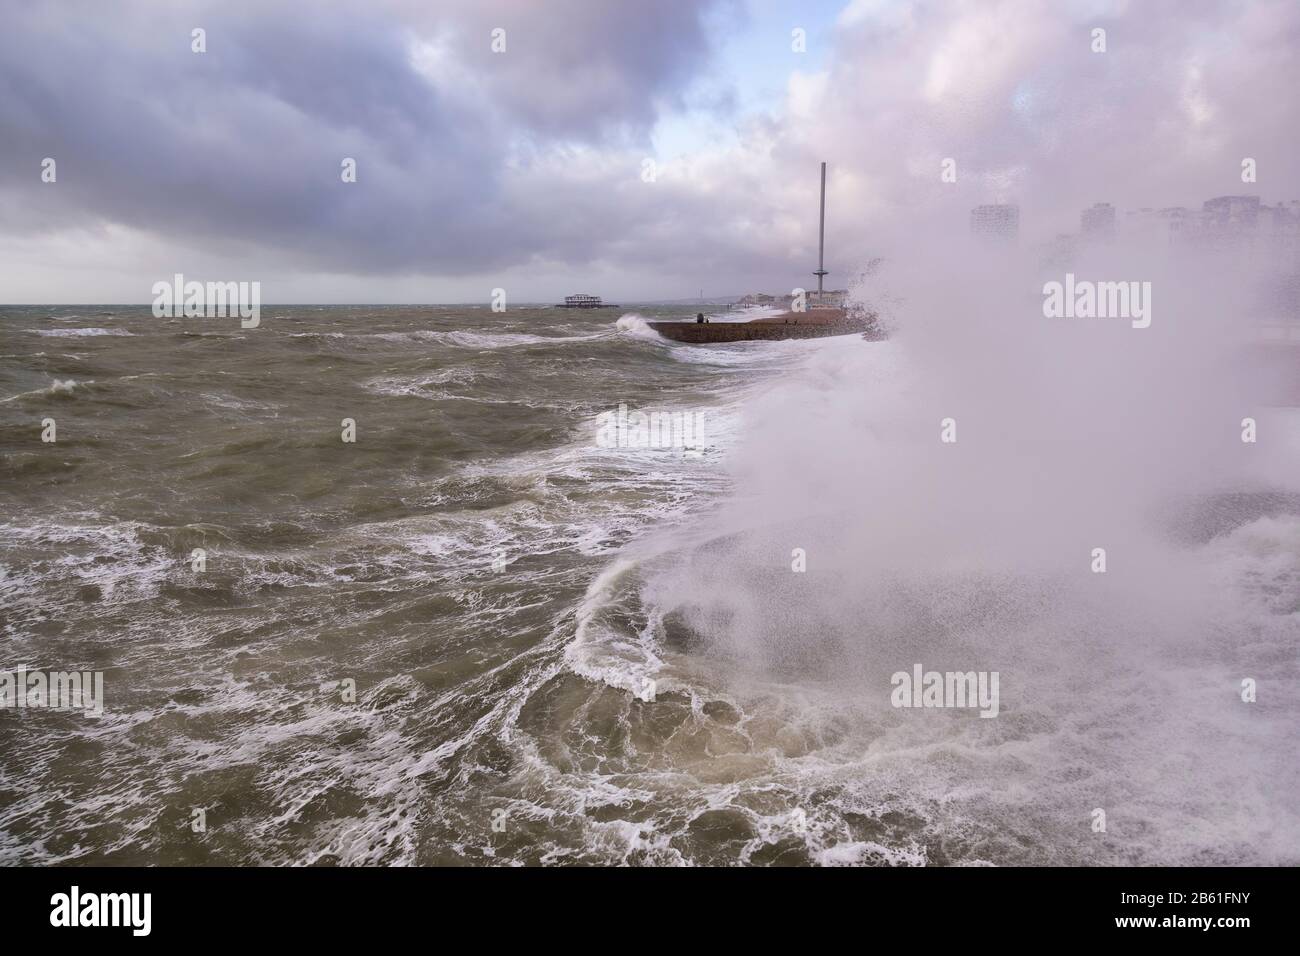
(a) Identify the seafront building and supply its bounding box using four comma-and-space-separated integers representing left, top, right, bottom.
1121, 206, 1194, 244
809, 289, 848, 309
973, 195, 1300, 249
733, 289, 848, 310
1203, 195, 1261, 230
970, 204, 1020, 241
1081, 202, 1116, 241
1038, 195, 1300, 340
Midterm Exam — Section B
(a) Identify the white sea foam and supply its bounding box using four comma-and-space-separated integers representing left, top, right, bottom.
613, 313, 666, 343
26, 327, 132, 337
363, 367, 478, 398
563, 558, 663, 696
375, 329, 604, 348
1, 378, 88, 403
712, 305, 785, 322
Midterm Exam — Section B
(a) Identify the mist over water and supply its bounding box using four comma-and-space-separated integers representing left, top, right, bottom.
613, 239, 1300, 864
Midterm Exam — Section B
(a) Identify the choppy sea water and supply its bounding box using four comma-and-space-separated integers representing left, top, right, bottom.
1, 304, 1297, 866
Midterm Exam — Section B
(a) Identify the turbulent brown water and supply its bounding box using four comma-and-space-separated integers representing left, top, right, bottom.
1, 304, 1297, 865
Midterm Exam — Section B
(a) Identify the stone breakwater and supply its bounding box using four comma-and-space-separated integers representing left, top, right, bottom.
648, 309, 879, 343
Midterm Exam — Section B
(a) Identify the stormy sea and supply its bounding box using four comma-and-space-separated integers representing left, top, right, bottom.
1, 301, 1297, 866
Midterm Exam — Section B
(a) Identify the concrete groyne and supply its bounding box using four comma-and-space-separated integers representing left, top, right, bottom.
649, 309, 876, 343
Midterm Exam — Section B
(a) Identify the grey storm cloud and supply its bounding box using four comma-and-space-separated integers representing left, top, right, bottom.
0, 0, 735, 277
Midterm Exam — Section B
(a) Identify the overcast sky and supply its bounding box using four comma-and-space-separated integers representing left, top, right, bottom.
1, 0, 1297, 303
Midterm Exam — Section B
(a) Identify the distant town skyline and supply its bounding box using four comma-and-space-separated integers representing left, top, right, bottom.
969, 193, 1300, 248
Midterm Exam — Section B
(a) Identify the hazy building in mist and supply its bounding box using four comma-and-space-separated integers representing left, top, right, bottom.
1265, 201, 1300, 247
1189, 196, 1300, 249
1041, 232, 1079, 269
1122, 206, 1200, 244
1192, 196, 1263, 249
1203, 195, 1261, 229
970, 204, 1019, 241
1080, 202, 1116, 241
